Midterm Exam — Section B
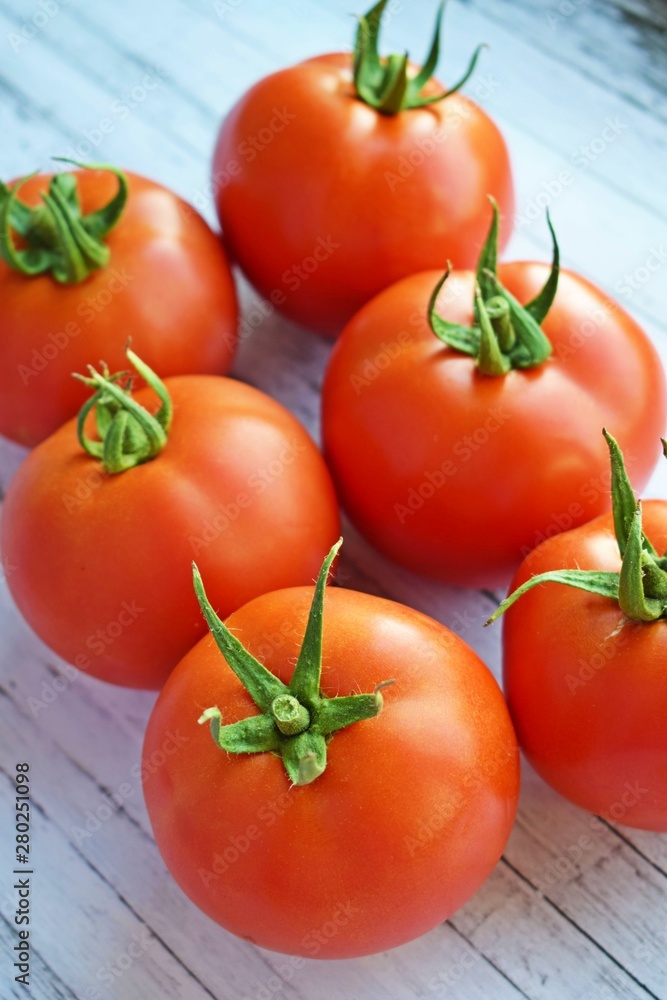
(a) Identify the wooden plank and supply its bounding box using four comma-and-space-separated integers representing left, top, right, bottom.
452, 862, 656, 1000
458, 0, 667, 121
2, 0, 666, 336
505, 766, 667, 998
1, 1, 667, 998
0, 762, 221, 1000
0, 669, 526, 1000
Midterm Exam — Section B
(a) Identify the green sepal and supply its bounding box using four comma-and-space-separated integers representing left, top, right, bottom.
199, 708, 282, 755
485, 570, 620, 625
316, 691, 386, 736
283, 731, 328, 786
194, 541, 389, 786
618, 503, 667, 621
486, 431, 667, 627
0, 161, 127, 283
353, 0, 482, 114
429, 198, 558, 374
429, 268, 481, 354
74, 348, 172, 475
476, 286, 510, 376
604, 428, 656, 558
288, 540, 340, 705
193, 568, 288, 713
475, 196, 500, 302
524, 211, 560, 324
482, 271, 553, 368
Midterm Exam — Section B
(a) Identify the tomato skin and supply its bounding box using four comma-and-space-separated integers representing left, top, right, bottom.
213, 53, 513, 337
0, 376, 339, 689
0, 170, 238, 447
502, 502, 667, 832
321, 265, 667, 587
143, 586, 519, 957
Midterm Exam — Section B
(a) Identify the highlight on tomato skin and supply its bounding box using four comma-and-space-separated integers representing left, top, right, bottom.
0, 163, 239, 448
212, 0, 514, 337
320, 202, 667, 589
0, 350, 340, 690
142, 543, 520, 959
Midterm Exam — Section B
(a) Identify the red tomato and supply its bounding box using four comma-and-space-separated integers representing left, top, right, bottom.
0, 359, 339, 689
321, 263, 666, 587
213, 4, 513, 337
499, 500, 667, 832
143, 572, 519, 957
0, 168, 238, 447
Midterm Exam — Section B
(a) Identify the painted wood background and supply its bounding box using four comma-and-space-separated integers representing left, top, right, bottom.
1, 0, 666, 998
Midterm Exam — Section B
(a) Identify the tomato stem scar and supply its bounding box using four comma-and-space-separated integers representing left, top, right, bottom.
429, 197, 559, 375
194, 540, 390, 786
353, 0, 484, 115
0, 160, 127, 284
73, 347, 172, 474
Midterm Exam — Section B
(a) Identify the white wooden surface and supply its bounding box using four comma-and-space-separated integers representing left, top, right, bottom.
1, 1, 667, 998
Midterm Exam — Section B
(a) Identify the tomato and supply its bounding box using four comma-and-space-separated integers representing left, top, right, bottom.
321, 204, 666, 587
0, 352, 339, 689
142, 544, 519, 957
490, 435, 667, 831
212, 1, 513, 336
0, 165, 238, 447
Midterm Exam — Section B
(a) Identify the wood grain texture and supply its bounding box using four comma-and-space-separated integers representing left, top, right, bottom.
1, 1, 666, 998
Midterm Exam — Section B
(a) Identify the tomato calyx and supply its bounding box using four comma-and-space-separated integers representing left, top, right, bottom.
73, 348, 172, 474
353, 0, 484, 115
429, 198, 559, 375
195, 540, 393, 786
486, 431, 667, 626
0, 160, 127, 284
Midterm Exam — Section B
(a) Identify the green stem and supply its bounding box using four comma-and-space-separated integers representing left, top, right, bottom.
353, 0, 483, 114
485, 431, 667, 626
430, 197, 558, 374
0, 161, 127, 284
476, 287, 510, 376
74, 348, 172, 474
485, 295, 515, 353
195, 540, 391, 786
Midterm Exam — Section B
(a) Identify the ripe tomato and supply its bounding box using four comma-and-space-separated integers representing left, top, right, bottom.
212, 1, 513, 336
321, 206, 666, 587
0, 165, 238, 447
490, 435, 667, 831
143, 544, 519, 957
0, 352, 339, 689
